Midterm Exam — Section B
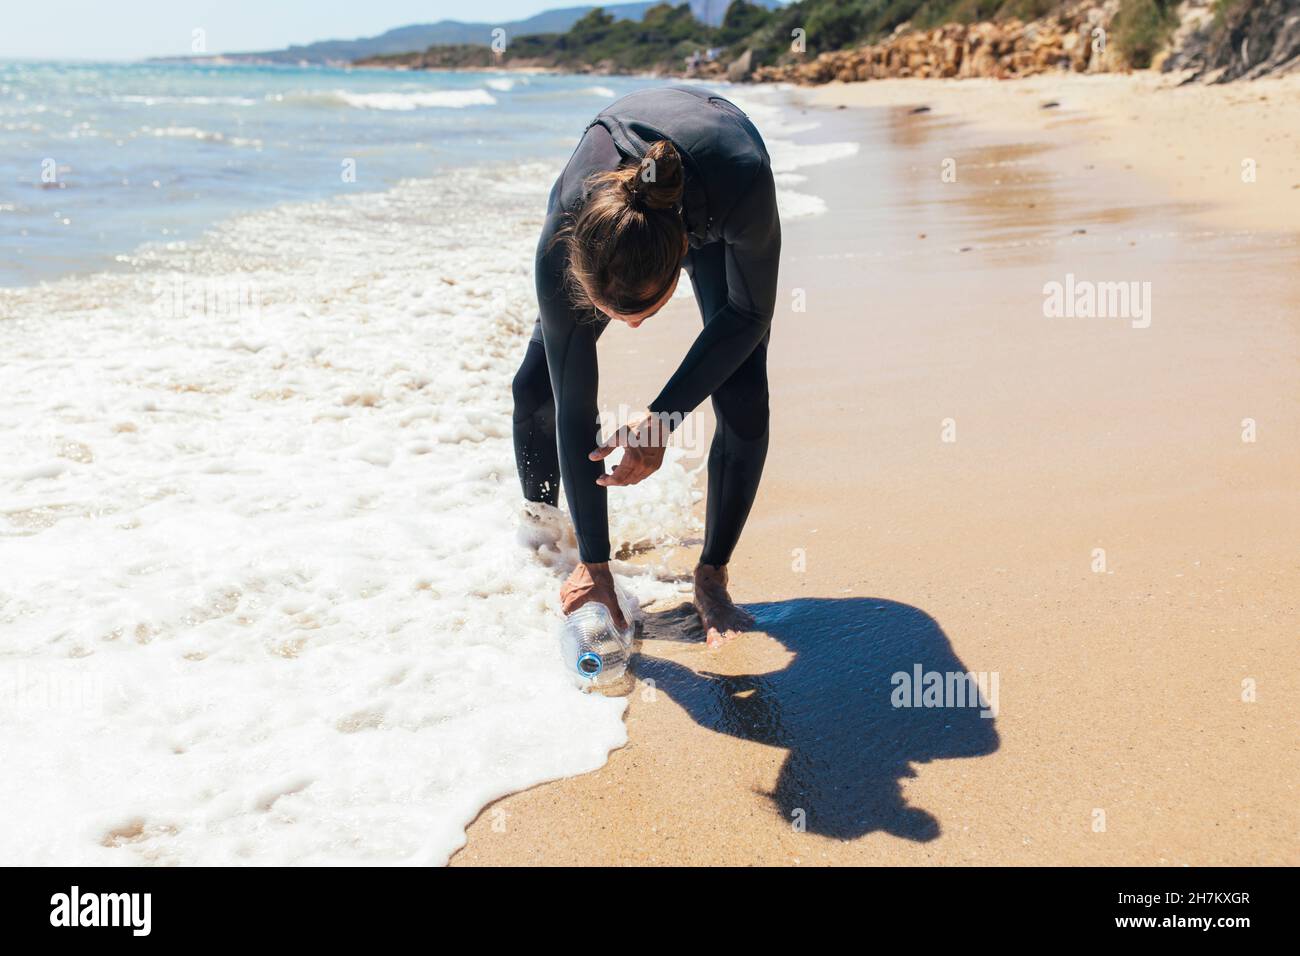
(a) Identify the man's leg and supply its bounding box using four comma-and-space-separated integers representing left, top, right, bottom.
511, 318, 560, 506
700, 339, 770, 567
683, 244, 770, 643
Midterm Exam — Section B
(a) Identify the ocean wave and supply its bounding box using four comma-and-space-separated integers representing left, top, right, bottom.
774, 187, 828, 220
273, 88, 500, 111
139, 124, 223, 141
135, 125, 262, 148
113, 94, 260, 107
767, 138, 860, 175
507, 84, 617, 105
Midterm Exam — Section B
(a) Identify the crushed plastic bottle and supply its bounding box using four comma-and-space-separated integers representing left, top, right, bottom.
558, 599, 635, 687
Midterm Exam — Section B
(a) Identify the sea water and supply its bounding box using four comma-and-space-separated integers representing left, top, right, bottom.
0, 62, 857, 864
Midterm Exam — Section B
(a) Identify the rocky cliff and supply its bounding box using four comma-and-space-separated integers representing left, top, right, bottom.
748, 0, 1298, 84
752, 2, 1123, 83
1166, 0, 1300, 81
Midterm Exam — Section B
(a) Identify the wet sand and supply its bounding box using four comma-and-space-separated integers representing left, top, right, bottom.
810, 72, 1300, 234
452, 75, 1299, 865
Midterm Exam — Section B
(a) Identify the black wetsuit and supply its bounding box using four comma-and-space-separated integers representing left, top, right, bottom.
512, 86, 781, 565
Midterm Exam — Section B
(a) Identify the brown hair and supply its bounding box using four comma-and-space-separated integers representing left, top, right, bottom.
560, 139, 687, 317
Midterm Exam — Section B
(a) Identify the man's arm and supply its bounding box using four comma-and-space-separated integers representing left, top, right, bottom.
648, 163, 781, 423
535, 188, 611, 564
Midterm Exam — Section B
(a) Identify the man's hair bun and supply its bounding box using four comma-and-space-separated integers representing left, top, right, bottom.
621, 139, 684, 212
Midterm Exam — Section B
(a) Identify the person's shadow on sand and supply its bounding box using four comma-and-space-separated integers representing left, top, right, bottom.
634, 598, 999, 842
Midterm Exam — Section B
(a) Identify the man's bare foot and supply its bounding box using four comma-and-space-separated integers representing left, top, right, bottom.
693, 564, 755, 648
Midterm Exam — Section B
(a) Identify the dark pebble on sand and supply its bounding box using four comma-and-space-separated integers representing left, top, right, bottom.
909, 105, 931, 114
1041, 101, 1060, 109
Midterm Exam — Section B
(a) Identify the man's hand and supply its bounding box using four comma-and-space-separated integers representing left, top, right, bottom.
590, 410, 669, 487
560, 562, 628, 632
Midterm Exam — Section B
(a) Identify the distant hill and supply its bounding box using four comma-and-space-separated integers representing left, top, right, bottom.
150, 1, 786, 65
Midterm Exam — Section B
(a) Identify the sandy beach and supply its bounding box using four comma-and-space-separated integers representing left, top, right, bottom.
452, 72, 1299, 865
3, 61, 1295, 868
811, 72, 1300, 234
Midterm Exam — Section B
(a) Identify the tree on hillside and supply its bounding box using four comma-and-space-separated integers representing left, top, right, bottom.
718, 1, 774, 45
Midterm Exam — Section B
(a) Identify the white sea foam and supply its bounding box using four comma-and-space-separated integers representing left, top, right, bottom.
0, 83, 848, 865
0, 162, 696, 866
135, 124, 262, 147
114, 95, 261, 107
140, 124, 219, 140
330, 88, 498, 110
772, 176, 828, 219
767, 139, 860, 175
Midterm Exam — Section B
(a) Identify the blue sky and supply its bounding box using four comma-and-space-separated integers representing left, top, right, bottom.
2, 1, 568, 61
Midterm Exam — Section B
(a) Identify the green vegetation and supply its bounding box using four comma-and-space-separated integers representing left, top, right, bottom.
716, 0, 775, 45
733, 1, 1064, 66
532, 1, 788, 68
742, 0, 1186, 69
361, 3, 765, 73
529, 4, 703, 69
358, 1, 1188, 75
1112, 0, 1179, 68
915, 1, 1059, 26
360, 2, 1015, 74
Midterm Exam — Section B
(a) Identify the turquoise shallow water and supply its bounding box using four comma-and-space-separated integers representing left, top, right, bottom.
0, 61, 664, 286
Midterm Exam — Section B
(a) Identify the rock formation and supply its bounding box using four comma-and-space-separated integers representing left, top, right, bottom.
751, 2, 1126, 83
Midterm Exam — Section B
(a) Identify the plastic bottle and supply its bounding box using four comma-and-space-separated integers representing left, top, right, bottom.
558, 600, 635, 687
